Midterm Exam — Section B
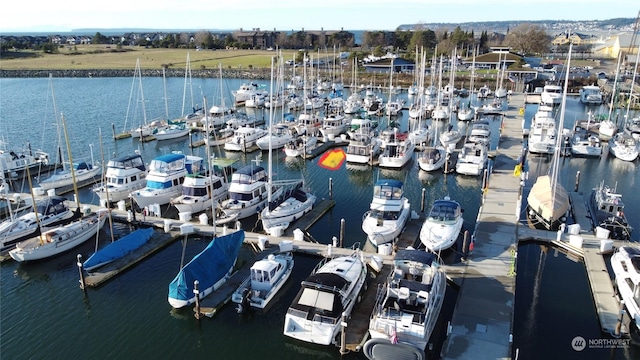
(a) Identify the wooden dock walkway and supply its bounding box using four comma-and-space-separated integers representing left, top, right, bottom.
344, 264, 393, 352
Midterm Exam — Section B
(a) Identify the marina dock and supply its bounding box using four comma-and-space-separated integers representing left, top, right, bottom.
440, 95, 522, 360
3, 92, 631, 358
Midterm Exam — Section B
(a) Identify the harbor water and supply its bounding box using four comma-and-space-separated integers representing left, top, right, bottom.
0, 75, 638, 359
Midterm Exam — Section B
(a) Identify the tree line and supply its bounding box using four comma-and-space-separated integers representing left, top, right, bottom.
3, 24, 551, 57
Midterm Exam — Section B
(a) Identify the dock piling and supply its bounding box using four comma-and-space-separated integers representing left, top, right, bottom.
340, 312, 348, 355
421, 188, 426, 212
462, 231, 470, 260
614, 302, 624, 338
340, 218, 345, 247
76, 254, 86, 291
329, 177, 333, 200
575, 171, 581, 192
194, 280, 202, 320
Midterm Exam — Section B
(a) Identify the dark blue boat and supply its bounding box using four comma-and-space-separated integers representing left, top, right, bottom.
83, 227, 154, 272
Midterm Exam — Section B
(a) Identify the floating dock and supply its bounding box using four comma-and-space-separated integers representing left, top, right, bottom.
440, 95, 521, 360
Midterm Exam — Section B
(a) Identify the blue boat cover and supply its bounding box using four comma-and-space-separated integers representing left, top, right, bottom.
83, 227, 154, 271
168, 230, 245, 303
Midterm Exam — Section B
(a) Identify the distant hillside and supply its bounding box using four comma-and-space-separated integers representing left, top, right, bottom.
397, 18, 637, 33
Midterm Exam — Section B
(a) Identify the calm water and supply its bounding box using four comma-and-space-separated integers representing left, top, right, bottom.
0, 76, 638, 359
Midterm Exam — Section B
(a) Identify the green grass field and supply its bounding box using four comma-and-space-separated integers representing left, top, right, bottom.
0, 46, 299, 70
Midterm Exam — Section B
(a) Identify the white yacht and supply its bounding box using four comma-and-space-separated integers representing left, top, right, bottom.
224, 126, 267, 152
570, 126, 602, 157
608, 133, 639, 162
232, 248, 294, 312
455, 141, 489, 176
346, 133, 381, 164
361, 179, 411, 246
283, 250, 367, 345
218, 165, 282, 220
232, 82, 267, 105
540, 84, 563, 106
467, 120, 491, 145
93, 152, 147, 205
171, 172, 229, 215
418, 146, 446, 172
130, 153, 203, 208
528, 109, 557, 155
378, 131, 415, 169
260, 181, 316, 236
579, 85, 603, 105
366, 249, 446, 353
610, 246, 640, 333
319, 113, 349, 140
0, 148, 50, 177
256, 123, 296, 150
420, 197, 464, 252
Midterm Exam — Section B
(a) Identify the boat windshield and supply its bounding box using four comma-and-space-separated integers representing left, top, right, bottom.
146, 180, 172, 189
373, 184, 403, 200
428, 203, 459, 223
184, 186, 208, 197
229, 192, 254, 201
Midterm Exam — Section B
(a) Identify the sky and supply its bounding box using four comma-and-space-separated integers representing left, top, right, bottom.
1, 0, 637, 33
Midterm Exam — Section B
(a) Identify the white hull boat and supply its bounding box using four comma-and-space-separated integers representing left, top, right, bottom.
283, 250, 367, 345
420, 197, 464, 252
131, 153, 203, 208
366, 249, 446, 353
610, 246, 640, 332
93, 152, 148, 204
9, 210, 107, 262
232, 249, 294, 312
362, 180, 411, 246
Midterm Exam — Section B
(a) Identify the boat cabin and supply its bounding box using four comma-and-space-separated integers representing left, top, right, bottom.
250, 255, 282, 291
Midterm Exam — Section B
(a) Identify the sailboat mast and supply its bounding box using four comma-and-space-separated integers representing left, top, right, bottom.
550, 42, 573, 215
607, 52, 623, 123
266, 56, 275, 207
60, 114, 81, 212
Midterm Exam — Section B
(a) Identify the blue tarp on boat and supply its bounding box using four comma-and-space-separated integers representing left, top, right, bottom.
168, 230, 244, 308
83, 227, 154, 272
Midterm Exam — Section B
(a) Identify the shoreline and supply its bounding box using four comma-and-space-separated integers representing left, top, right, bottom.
0, 68, 273, 79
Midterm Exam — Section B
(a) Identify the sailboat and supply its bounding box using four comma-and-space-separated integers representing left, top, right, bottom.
0, 195, 77, 254
526, 43, 573, 231
83, 227, 154, 272
128, 59, 167, 138
260, 56, 316, 236
10, 115, 108, 262
38, 78, 101, 191
168, 230, 245, 308
494, 51, 508, 98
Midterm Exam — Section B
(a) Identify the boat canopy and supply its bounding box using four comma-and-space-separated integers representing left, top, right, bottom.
373, 180, 404, 200
168, 230, 244, 304
232, 165, 267, 184
107, 153, 145, 171
35, 196, 68, 215
83, 227, 154, 271
150, 154, 185, 172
